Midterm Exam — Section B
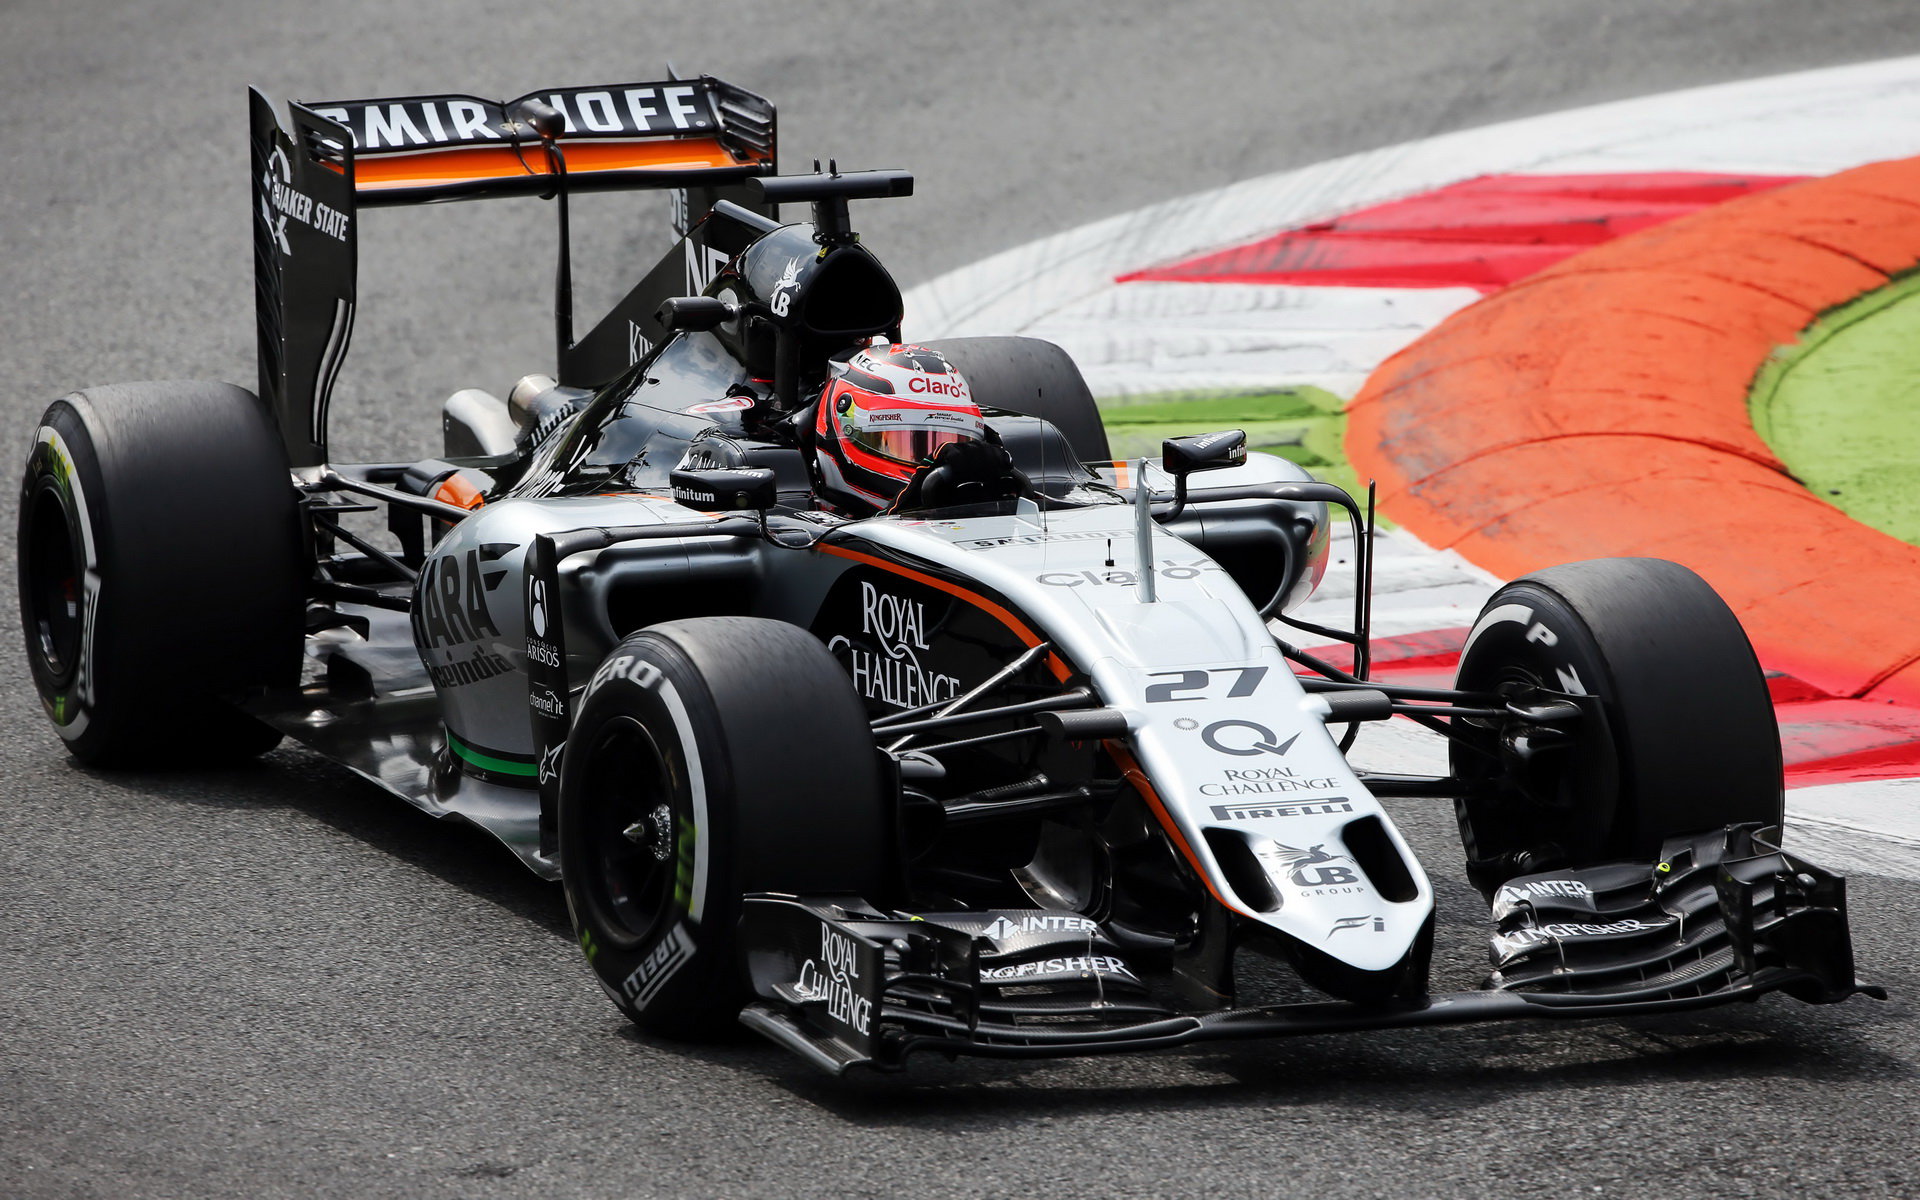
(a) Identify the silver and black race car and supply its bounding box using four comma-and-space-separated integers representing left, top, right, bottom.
17, 78, 1878, 1074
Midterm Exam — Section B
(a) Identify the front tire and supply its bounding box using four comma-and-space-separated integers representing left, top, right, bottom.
17, 381, 305, 765
558, 617, 894, 1038
1451, 557, 1782, 897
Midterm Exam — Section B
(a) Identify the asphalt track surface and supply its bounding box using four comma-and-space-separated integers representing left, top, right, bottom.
7, 3, 1920, 1197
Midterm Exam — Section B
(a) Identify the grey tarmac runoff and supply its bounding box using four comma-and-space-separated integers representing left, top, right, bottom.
6, 2, 1920, 1197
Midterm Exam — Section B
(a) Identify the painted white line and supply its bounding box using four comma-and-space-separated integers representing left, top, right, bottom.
1030, 282, 1479, 401
1788, 779, 1920, 882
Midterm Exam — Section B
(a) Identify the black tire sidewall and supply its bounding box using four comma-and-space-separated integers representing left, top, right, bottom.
16, 384, 304, 764
1453, 581, 1623, 868
1453, 558, 1784, 886
559, 637, 737, 1031
558, 617, 892, 1038
19, 415, 100, 730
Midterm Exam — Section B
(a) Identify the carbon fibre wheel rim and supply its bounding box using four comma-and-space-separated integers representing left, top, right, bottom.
23, 478, 83, 688
578, 715, 680, 951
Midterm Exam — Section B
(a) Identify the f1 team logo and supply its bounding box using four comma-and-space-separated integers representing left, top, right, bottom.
259, 146, 294, 255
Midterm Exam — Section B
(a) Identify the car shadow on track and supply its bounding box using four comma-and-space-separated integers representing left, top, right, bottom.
73, 738, 573, 939
768, 1000, 1905, 1126
61, 712, 1910, 1119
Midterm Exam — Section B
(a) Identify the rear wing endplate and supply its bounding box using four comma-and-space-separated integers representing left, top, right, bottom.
249, 78, 776, 467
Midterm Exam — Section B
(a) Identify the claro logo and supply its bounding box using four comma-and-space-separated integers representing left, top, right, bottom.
908, 375, 969, 399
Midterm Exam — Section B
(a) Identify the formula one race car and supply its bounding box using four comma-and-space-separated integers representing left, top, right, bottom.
18, 78, 1878, 1074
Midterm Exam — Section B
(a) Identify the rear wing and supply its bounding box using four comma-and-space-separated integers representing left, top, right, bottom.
249, 78, 777, 467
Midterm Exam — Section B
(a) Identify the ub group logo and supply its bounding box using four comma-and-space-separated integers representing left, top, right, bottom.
1257, 842, 1365, 894
770, 256, 804, 317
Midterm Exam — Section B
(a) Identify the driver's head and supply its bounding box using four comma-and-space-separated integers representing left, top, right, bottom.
812, 344, 986, 513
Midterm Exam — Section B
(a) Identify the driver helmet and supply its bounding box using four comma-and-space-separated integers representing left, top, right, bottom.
813, 343, 986, 512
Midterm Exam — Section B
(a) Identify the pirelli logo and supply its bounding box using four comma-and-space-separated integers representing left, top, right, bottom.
1209, 798, 1355, 822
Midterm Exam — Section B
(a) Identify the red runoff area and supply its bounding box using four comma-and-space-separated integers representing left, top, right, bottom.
1336, 159, 1920, 782
1119, 173, 1804, 292
1116, 167, 1920, 783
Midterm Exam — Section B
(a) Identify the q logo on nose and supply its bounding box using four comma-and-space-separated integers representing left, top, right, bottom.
1201, 720, 1299, 757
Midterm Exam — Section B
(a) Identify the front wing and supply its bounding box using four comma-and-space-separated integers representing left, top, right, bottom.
738, 825, 1880, 1074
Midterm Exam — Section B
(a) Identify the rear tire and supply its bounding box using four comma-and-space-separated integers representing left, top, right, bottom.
1451, 557, 1782, 897
17, 382, 305, 765
920, 336, 1111, 461
557, 616, 894, 1038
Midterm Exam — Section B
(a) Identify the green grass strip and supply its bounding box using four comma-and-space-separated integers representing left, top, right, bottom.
1750, 271, 1920, 548
1095, 385, 1374, 510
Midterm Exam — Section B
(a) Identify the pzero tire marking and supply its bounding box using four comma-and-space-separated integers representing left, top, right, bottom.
1459, 602, 1533, 662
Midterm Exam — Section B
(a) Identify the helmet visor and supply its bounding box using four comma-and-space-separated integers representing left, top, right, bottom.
848, 424, 976, 466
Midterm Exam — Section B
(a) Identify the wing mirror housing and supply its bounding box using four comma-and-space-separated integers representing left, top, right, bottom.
657, 296, 742, 333
670, 466, 778, 512
1160, 429, 1248, 518
1162, 429, 1248, 478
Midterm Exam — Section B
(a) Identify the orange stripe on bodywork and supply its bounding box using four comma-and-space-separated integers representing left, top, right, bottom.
1108, 743, 1248, 916
353, 137, 746, 191
820, 539, 1246, 916
817, 542, 1069, 681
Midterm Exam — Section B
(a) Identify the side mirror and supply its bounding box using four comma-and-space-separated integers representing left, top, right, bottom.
670, 466, 778, 512
656, 296, 740, 333
1161, 429, 1248, 478
511, 98, 567, 142
1160, 430, 1248, 520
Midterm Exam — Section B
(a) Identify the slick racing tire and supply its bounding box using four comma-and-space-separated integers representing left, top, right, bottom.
558, 616, 893, 1039
18, 382, 305, 766
1451, 557, 1783, 898
919, 336, 1111, 462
